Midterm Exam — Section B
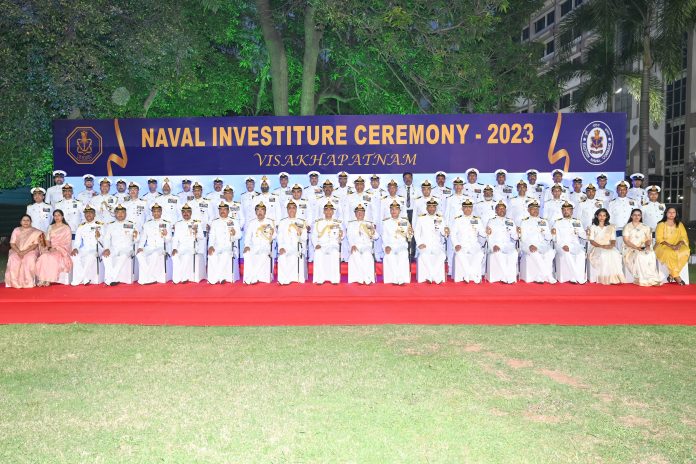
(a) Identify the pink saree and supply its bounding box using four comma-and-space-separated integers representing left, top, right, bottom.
36, 224, 73, 283
5, 227, 43, 288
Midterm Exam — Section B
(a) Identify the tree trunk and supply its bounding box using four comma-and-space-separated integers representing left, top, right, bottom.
256, 0, 289, 116
300, 5, 323, 116
639, 28, 653, 174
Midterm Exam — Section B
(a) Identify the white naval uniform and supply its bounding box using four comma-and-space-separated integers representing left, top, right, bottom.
519, 216, 556, 283
54, 198, 84, 233
102, 220, 137, 285
207, 216, 240, 284
543, 198, 565, 225
568, 191, 587, 208
46, 184, 64, 207
493, 184, 514, 202
628, 187, 646, 203
124, 198, 148, 232
334, 185, 353, 202
70, 220, 104, 285
553, 217, 587, 283
114, 190, 129, 205
76, 189, 97, 205
346, 220, 378, 284
379, 195, 406, 220
450, 214, 485, 283
432, 185, 452, 202
607, 196, 639, 249
381, 217, 412, 285
242, 218, 275, 284
443, 193, 472, 225
189, 197, 214, 227
26, 202, 52, 233
642, 201, 665, 231
141, 191, 161, 208
276, 217, 308, 285
544, 183, 569, 202
171, 219, 206, 283
157, 194, 182, 224
343, 192, 377, 224
485, 216, 519, 284
508, 195, 534, 226
526, 183, 545, 202
92, 194, 117, 224
596, 187, 614, 202
311, 218, 342, 284
463, 182, 484, 202
219, 200, 245, 230
253, 193, 282, 223
577, 197, 605, 230
178, 190, 195, 205
273, 186, 293, 206
205, 190, 225, 204
303, 184, 323, 202
473, 199, 497, 227
136, 219, 172, 284
414, 212, 447, 283
240, 191, 259, 223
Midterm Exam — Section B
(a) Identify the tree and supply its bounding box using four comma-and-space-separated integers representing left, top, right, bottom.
0, 0, 257, 188
556, 0, 696, 174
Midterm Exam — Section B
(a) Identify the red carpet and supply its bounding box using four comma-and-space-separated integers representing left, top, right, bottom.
1, 280, 695, 326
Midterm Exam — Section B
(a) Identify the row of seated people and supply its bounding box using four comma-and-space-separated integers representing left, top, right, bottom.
6, 194, 690, 288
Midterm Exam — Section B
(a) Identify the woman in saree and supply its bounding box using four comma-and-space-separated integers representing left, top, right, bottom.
622, 208, 661, 286
35, 209, 73, 286
587, 208, 626, 285
5, 215, 44, 288
655, 207, 690, 285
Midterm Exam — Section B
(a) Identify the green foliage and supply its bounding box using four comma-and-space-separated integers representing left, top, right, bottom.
1, 0, 559, 188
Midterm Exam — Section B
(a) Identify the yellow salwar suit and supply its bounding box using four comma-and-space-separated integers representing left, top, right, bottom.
654, 222, 690, 278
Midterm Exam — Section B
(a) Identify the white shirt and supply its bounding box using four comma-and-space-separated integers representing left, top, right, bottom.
54, 198, 84, 232
398, 184, 417, 211
26, 202, 52, 232
103, 220, 137, 250
138, 219, 171, 250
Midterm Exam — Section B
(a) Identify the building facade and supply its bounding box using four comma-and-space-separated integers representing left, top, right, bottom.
515, 0, 696, 221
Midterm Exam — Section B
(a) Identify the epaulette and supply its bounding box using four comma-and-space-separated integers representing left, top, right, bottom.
522, 216, 530, 221
383, 217, 391, 221
415, 195, 423, 200
80, 221, 87, 226
348, 220, 356, 223
454, 214, 463, 219
419, 213, 427, 217
95, 221, 103, 225
334, 219, 342, 223
162, 219, 169, 223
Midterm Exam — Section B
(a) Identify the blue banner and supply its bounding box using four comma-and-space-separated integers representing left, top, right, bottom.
53, 113, 626, 178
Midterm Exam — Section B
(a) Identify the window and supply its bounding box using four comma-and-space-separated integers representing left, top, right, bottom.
666, 78, 686, 119
546, 11, 555, 26
663, 167, 683, 205
574, 0, 583, 6
664, 123, 685, 168
535, 17, 546, 33
522, 27, 529, 41
559, 93, 571, 109
545, 40, 555, 56
561, 0, 572, 16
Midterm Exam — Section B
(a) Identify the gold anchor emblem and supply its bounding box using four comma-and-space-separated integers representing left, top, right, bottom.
76, 130, 93, 156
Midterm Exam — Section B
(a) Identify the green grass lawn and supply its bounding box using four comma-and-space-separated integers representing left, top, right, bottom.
1, 325, 696, 463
